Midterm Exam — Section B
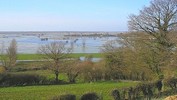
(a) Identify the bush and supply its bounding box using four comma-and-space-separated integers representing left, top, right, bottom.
111, 89, 121, 100
81, 92, 100, 100
51, 94, 76, 100
138, 83, 154, 97
121, 83, 155, 100
0, 66, 6, 74
0, 73, 47, 86
165, 77, 177, 89
155, 80, 163, 92
13, 61, 49, 72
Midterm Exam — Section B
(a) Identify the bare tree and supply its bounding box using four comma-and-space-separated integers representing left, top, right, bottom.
0, 39, 17, 70
0, 42, 7, 68
102, 32, 170, 80
128, 0, 177, 48
38, 42, 71, 82
118, 32, 168, 76
61, 59, 81, 83
7, 39, 17, 68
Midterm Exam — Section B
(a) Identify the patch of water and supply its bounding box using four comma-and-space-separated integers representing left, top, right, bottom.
0, 32, 119, 54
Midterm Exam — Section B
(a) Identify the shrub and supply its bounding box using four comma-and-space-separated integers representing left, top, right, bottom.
0, 73, 47, 86
128, 87, 134, 100
165, 77, 177, 89
81, 92, 100, 100
141, 82, 155, 99
0, 66, 6, 74
111, 89, 121, 100
155, 80, 163, 92
51, 94, 76, 100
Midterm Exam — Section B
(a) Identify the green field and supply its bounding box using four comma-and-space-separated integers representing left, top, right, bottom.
0, 81, 137, 100
17, 53, 103, 60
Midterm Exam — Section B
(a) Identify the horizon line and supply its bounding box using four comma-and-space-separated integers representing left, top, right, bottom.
0, 30, 128, 33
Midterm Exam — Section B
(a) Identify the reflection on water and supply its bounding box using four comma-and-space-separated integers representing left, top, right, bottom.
0, 32, 119, 54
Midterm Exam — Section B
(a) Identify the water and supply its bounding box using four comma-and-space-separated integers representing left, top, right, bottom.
0, 32, 119, 54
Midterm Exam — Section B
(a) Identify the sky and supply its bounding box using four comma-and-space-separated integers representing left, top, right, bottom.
0, 0, 150, 31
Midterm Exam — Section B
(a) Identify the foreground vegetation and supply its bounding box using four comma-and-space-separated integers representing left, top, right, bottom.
0, 0, 177, 99
0, 81, 137, 100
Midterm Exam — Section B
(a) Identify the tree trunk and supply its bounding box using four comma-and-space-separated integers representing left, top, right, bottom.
55, 71, 59, 82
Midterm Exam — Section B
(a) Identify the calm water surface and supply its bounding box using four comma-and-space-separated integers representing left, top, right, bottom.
0, 32, 119, 54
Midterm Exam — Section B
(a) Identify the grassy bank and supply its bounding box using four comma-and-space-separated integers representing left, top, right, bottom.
17, 53, 103, 60
0, 81, 137, 100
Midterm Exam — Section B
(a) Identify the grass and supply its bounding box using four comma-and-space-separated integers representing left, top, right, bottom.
3, 52, 166, 99
17, 54, 42, 60
0, 81, 137, 100
17, 53, 103, 60
10, 70, 69, 82
69, 53, 103, 58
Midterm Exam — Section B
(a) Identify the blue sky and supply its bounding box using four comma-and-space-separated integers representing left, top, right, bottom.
0, 0, 150, 31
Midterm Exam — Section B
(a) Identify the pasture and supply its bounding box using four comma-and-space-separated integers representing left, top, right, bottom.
17, 53, 102, 60
0, 81, 137, 100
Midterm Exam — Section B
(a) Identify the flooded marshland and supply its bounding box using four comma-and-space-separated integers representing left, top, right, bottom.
0, 32, 119, 54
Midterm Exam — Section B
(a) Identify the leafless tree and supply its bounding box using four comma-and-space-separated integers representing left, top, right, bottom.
0, 42, 8, 69
38, 41, 71, 82
128, 0, 177, 48
61, 59, 81, 83
0, 39, 17, 70
102, 32, 171, 79
7, 39, 17, 68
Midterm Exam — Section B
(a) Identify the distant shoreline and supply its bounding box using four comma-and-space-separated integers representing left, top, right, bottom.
0, 31, 127, 34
